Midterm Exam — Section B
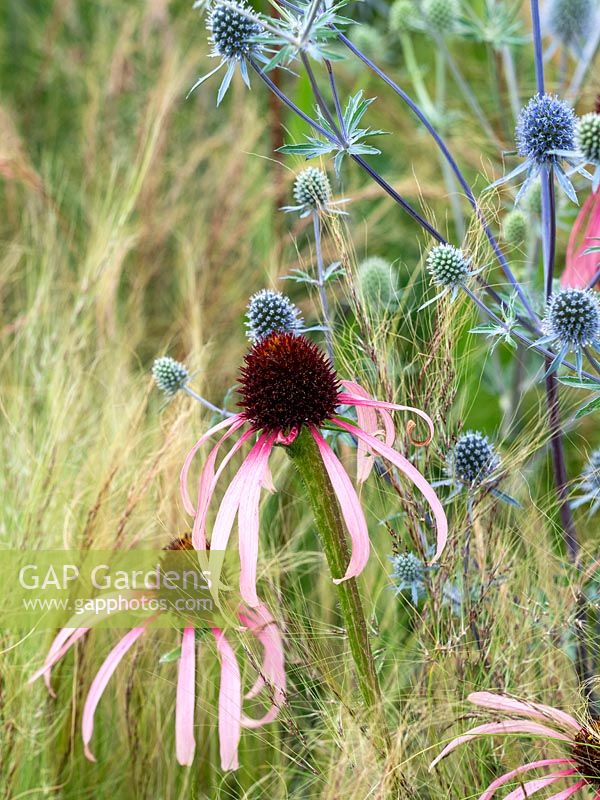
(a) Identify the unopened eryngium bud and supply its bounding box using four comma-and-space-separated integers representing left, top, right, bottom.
548, 0, 593, 48
576, 113, 600, 165
152, 357, 189, 396
349, 24, 386, 60
502, 209, 528, 244
426, 244, 470, 288
293, 168, 332, 211
208, 0, 262, 61
391, 552, 424, 584
245, 289, 303, 342
543, 288, 600, 349
516, 94, 576, 167
389, 0, 417, 34
424, 0, 458, 33
358, 257, 400, 311
449, 431, 500, 486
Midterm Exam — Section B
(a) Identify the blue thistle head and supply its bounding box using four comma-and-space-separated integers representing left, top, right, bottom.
576, 113, 600, 165
207, 0, 262, 61
358, 257, 400, 311
424, 0, 458, 34
426, 244, 470, 288
389, 552, 426, 603
389, 0, 418, 34
543, 289, 600, 350
293, 168, 332, 212
572, 448, 600, 516
245, 289, 303, 342
583, 449, 600, 491
548, 0, 593, 49
502, 209, 528, 245
152, 357, 189, 396
515, 94, 576, 167
448, 431, 500, 487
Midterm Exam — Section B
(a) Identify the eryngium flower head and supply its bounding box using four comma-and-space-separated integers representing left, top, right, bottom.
245, 289, 303, 342
152, 357, 189, 396
293, 168, 332, 211
424, 0, 458, 33
426, 244, 470, 288
448, 431, 500, 487
502, 209, 528, 244
208, 0, 262, 61
349, 24, 386, 60
548, 0, 593, 48
358, 257, 400, 311
516, 93, 576, 167
583, 449, 600, 492
576, 113, 600, 165
542, 288, 600, 349
389, 0, 418, 34
390, 552, 426, 603
239, 333, 340, 432
573, 449, 600, 515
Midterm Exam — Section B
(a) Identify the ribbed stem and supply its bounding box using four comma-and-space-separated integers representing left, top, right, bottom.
286, 428, 389, 741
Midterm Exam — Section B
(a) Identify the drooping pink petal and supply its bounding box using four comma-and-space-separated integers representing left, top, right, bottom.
192, 425, 254, 549
339, 387, 435, 445
503, 771, 578, 800
238, 434, 276, 607
176, 627, 196, 766
478, 759, 577, 800
180, 415, 244, 515
212, 628, 242, 771
239, 604, 286, 728
29, 627, 90, 696
210, 434, 268, 553
429, 721, 572, 771
82, 626, 147, 762
310, 425, 370, 583
340, 380, 381, 482
545, 782, 588, 800
562, 189, 600, 289
468, 692, 581, 733
334, 418, 448, 561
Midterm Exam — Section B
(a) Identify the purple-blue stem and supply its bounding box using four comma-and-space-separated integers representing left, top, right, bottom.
312, 210, 335, 362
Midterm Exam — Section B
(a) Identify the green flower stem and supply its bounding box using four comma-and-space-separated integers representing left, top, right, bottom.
286, 428, 389, 742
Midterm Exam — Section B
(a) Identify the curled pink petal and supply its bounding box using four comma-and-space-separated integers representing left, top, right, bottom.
310, 425, 370, 583
29, 627, 90, 696
192, 425, 254, 550
478, 759, 576, 800
468, 692, 581, 733
180, 415, 244, 516
504, 770, 578, 800
338, 390, 435, 444
334, 418, 448, 561
429, 721, 572, 771
239, 604, 286, 728
213, 628, 242, 771
238, 434, 276, 607
176, 627, 196, 767
562, 189, 600, 289
340, 381, 380, 482
82, 626, 147, 762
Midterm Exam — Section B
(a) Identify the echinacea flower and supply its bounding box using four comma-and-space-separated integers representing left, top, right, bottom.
29, 600, 285, 771
430, 691, 600, 799
180, 332, 448, 607
562, 190, 600, 289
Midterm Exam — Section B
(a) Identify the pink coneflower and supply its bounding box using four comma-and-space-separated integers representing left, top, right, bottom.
430, 691, 600, 798
562, 189, 600, 290
180, 332, 448, 607
29, 602, 285, 771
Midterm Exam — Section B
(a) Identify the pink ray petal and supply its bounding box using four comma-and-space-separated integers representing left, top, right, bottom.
338, 390, 435, 444
478, 759, 576, 800
545, 782, 588, 800
176, 627, 196, 766
210, 434, 267, 553
239, 604, 286, 728
310, 425, 370, 582
192, 425, 254, 550
334, 418, 448, 561
340, 380, 380, 482
82, 626, 147, 762
563, 189, 600, 289
468, 692, 581, 733
238, 434, 276, 607
180, 415, 244, 515
213, 628, 242, 771
429, 721, 572, 771
29, 627, 90, 696
503, 770, 578, 800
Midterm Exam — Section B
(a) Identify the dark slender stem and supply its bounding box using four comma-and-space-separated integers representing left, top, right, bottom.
324, 59, 347, 139
312, 211, 335, 361
300, 53, 344, 143
530, 0, 545, 94
587, 267, 600, 290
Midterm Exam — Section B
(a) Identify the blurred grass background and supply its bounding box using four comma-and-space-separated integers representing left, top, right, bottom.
0, 0, 599, 797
